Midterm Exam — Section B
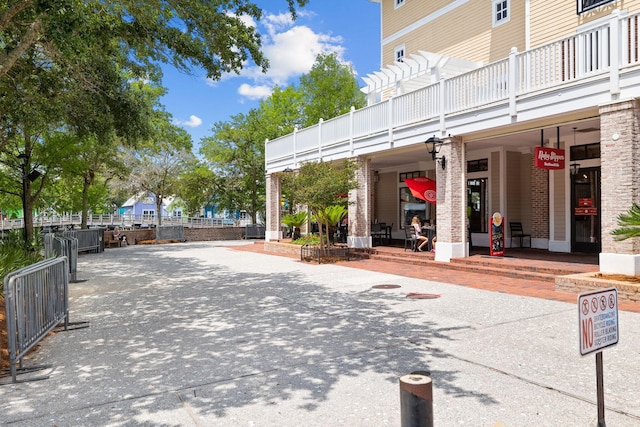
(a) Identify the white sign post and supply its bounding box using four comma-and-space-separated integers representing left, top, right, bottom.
578, 287, 619, 427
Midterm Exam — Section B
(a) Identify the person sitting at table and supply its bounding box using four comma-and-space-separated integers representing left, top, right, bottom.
411, 216, 429, 252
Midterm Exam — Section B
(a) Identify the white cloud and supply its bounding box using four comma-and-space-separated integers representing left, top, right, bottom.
238, 83, 272, 100
218, 11, 346, 101
174, 115, 203, 128
261, 25, 343, 84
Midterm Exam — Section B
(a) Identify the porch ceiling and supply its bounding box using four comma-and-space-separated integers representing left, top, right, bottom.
369, 118, 601, 170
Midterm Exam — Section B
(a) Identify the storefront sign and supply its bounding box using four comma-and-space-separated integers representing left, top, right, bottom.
575, 207, 598, 216
578, 198, 593, 207
534, 147, 565, 170
490, 212, 504, 256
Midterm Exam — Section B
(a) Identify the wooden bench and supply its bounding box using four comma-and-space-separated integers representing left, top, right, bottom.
104, 231, 125, 248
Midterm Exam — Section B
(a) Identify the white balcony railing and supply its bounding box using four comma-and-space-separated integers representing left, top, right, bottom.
266, 10, 640, 172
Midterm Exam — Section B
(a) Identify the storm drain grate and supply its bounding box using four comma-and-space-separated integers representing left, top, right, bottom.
406, 292, 441, 299
371, 284, 401, 289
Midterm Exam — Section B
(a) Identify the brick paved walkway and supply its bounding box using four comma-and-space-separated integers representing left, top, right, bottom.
232, 242, 640, 314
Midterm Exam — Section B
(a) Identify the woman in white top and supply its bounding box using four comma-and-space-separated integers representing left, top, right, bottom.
411, 216, 429, 252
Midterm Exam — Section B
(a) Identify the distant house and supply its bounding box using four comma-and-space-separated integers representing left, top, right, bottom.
203, 203, 246, 225
119, 193, 183, 223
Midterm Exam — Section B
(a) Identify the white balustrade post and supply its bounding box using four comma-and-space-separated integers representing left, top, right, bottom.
349, 106, 355, 156
318, 118, 323, 159
388, 96, 394, 146
609, 9, 622, 96
509, 47, 518, 117
438, 74, 447, 134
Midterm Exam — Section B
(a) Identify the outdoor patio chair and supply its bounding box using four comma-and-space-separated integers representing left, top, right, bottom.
510, 222, 531, 248
403, 226, 417, 251
371, 222, 386, 246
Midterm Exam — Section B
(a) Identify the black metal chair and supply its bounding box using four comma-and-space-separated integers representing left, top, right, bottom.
371, 223, 383, 246
510, 222, 531, 248
403, 226, 417, 251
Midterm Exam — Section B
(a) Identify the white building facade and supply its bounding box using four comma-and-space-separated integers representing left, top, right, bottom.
265, 1, 640, 275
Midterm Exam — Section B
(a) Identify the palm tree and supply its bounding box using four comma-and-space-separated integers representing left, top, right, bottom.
282, 212, 308, 240
612, 203, 640, 241
314, 205, 348, 246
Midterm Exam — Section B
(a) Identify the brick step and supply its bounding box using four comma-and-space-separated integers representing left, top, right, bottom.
448, 256, 588, 276
355, 250, 563, 283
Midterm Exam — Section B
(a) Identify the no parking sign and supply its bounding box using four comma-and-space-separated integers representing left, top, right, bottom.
578, 288, 619, 356
577, 287, 618, 426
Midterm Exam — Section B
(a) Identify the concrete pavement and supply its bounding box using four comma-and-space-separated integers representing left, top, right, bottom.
1, 241, 639, 426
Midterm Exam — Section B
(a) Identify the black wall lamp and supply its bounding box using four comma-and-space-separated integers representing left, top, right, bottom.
424, 136, 446, 170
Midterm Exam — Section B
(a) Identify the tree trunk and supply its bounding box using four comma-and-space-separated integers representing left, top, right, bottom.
156, 197, 163, 243
80, 173, 93, 229
23, 179, 34, 244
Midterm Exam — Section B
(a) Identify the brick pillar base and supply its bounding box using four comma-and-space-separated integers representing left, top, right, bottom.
265, 173, 283, 241
434, 136, 466, 261
599, 99, 640, 275
348, 157, 372, 248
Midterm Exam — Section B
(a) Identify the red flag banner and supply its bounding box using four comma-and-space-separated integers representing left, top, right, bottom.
404, 177, 436, 204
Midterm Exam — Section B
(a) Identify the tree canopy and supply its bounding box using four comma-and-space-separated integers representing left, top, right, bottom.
1, 0, 309, 80
0, 0, 310, 239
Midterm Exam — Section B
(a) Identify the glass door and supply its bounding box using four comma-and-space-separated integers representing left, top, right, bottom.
571, 167, 601, 253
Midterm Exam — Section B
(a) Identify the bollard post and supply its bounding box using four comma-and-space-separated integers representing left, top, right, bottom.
399, 373, 433, 427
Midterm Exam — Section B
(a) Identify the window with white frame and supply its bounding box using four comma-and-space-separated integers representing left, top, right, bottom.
395, 0, 405, 9
394, 45, 405, 63
577, 0, 615, 14
492, 0, 509, 27
142, 209, 155, 220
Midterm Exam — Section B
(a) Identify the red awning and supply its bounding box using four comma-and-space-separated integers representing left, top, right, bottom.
404, 177, 436, 204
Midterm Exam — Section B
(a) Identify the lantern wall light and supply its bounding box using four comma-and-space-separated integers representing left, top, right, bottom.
424, 136, 446, 170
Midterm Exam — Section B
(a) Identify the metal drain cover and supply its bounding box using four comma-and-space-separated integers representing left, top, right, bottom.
372, 284, 401, 289
406, 292, 441, 299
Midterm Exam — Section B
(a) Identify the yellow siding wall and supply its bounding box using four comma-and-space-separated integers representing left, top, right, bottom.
381, 0, 526, 66
381, 0, 640, 67
530, 0, 640, 47
381, 0, 449, 38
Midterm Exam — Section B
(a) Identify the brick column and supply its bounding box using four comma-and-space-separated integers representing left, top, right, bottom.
265, 173, 283, 241
531, 156, 549, 240
348, 157, 373, 248
435, 135, 466, 261
599, 99, 640, 274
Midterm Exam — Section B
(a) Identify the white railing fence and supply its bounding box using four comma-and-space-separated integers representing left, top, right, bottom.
266, 10, 640, 170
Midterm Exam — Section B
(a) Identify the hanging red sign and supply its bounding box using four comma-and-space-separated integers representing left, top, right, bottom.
578, 198, 593, 207
575, 207, 598, 216
534, 147, 565, 170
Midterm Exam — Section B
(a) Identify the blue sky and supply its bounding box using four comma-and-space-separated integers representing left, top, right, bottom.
159, 1, 381, 151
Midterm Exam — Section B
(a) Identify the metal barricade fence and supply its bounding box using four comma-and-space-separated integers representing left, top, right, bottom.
63, 228, 102, 253
53, 236, 78, 282
3, 257, 69, 383
156, 225, 185, 241
44, 232, 55, 256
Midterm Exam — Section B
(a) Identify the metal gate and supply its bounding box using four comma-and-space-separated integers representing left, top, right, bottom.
3, 257, 69, 383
